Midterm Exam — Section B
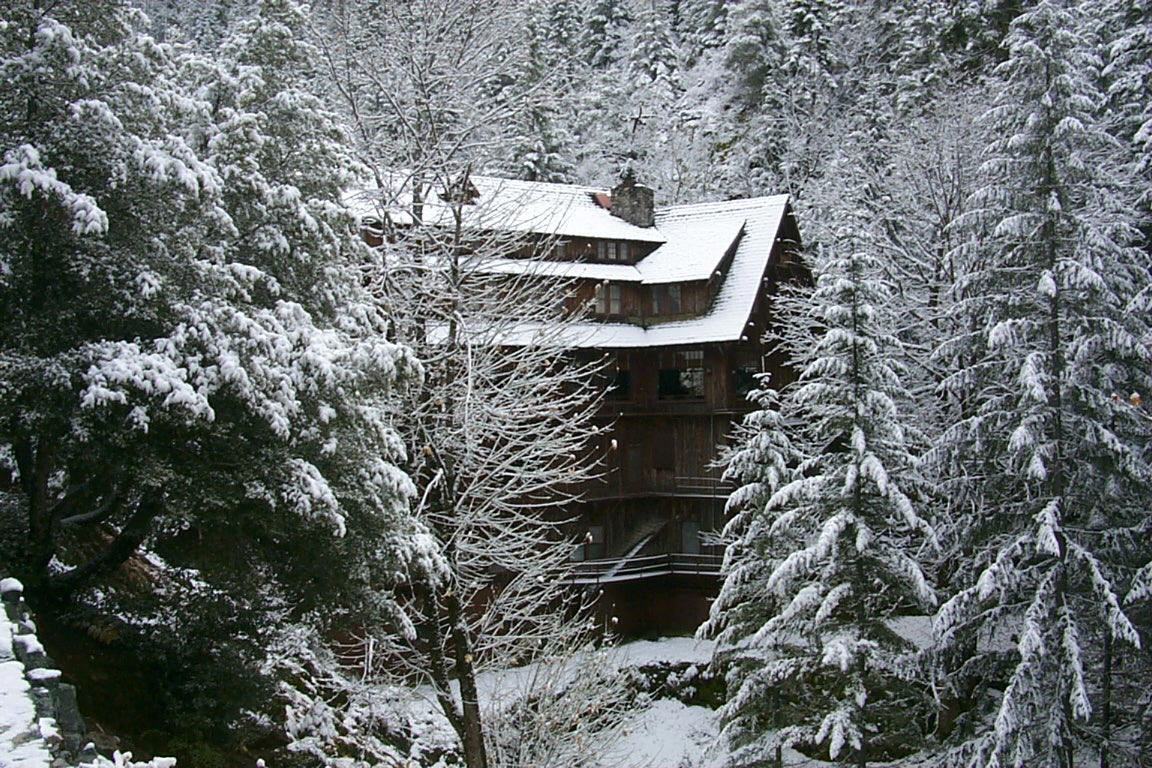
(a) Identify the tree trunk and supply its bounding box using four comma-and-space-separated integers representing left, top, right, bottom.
447, 590, 488, 768
414, 580, 465, 737
35, 489, 163, 603
14, 438, 57, 585
1099, 628, 1112, 768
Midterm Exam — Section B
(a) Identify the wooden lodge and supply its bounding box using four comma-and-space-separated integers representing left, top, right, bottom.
352, 173, 805, 635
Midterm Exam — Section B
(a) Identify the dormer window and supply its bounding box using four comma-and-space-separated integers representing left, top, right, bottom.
595, 241, 631, 262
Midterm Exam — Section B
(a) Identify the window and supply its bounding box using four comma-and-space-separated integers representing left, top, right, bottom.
597, 283, 622, 315
609, 369, 631, 399
652, 284, 683, 315
658, 349, 705, 399
596, 241, 629, 261
682, 520, 701, 555
606, 353, 631, 400
554, 240, 566, 259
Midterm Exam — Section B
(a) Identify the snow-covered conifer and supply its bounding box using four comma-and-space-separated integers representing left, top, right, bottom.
723, 0, 780, 111
583, 0, 632, 69
934, 4, 1152, 765
707, 240, 937, 767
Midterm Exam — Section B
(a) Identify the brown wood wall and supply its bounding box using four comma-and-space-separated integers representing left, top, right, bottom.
514, 235, 660, 264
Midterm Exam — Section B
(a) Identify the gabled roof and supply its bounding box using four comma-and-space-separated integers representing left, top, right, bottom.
486, 194, 792, 349
553, 195, 790, 348
473, 209, 747, 286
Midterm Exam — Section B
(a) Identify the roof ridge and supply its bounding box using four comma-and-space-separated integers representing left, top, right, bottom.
659, 194, 789, 216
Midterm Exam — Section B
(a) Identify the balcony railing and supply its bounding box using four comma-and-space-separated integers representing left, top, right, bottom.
566, 552, 723, 585
580, 473, 732, 501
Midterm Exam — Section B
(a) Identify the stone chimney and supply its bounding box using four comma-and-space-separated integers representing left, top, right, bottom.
610, 176, 655, 228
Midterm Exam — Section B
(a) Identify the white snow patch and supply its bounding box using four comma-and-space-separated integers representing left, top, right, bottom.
1, 656, 52, 768
616, 698, 721, 768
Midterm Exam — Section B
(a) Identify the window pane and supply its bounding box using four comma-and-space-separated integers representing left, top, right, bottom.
587, 525, 605, 559
668, 284, 681, 313
658, 369, 684, 397
659, 350, 705, 399
682, 521, 700, 555
609, 369, 631, 399
609, 284, 621, 314
597, 241, 606, 260
620, 242, 630, 261
681, 367, 704, 397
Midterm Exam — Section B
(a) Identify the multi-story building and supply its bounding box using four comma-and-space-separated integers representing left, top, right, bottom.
355, 174, 805, 634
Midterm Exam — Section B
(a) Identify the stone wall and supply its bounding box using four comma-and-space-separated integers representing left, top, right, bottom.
2, 577, 102, 767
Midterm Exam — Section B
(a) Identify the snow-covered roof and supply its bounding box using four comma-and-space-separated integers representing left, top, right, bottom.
639, 210, 746, 284
348, 176, 793, 349
346, 175, 668, 243
497, 194, 791, 349
472, 212, 746, 286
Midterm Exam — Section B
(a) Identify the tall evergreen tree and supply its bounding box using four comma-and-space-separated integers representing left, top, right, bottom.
583, 0, 632, 69
706, 242, 937, 767
934, 3, 1152, 766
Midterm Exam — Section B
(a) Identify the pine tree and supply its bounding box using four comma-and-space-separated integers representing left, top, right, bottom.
629, 2, 679, 90
679, 0, 728, 66
583, 0, 632, 69
699, 385, 800, 768
1101, 0, 1152, 246
706, 242, 937, 767
934, 3, 1152, 765
723, 0, 779, 111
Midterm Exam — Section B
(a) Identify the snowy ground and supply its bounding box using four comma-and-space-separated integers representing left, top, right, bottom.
596, 637, 724, 768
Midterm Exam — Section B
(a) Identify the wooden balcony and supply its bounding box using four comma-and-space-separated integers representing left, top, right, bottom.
581, 473, 733, 501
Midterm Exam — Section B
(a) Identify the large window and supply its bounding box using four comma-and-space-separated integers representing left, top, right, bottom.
658, 349, 705, 399
609, 364, 631, 400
